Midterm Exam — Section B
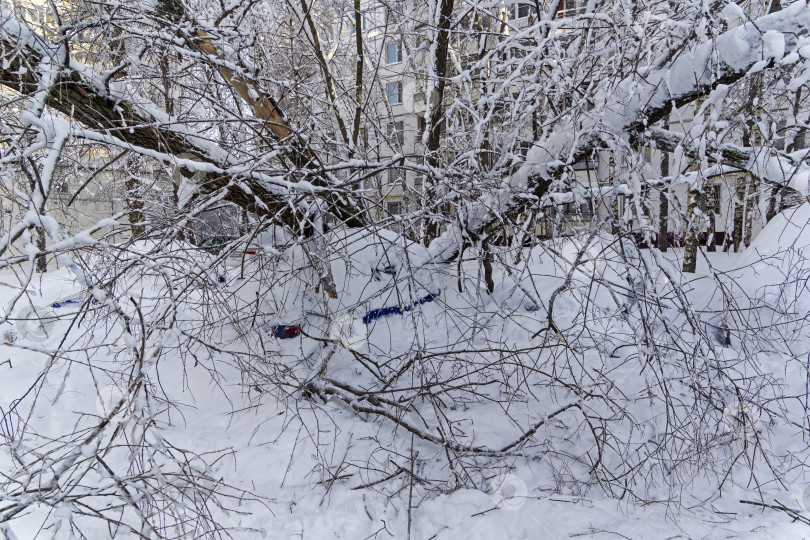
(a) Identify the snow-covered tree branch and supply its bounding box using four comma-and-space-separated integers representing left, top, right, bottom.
1, 0, 810, 537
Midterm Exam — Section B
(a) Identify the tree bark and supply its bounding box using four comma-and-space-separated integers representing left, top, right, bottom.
743, 175, 758, 247
766, 186, 782, 222
658, 129, 670, 251
125, 173, 146, 239
658, 191, 669, 251
34, 227, 47, 272
732, 74, 761, 250
423, 0, 455, 243
0, 18, 365, 233
25, 170, 48, 272
766, 87, 807, 222
707, 203, 717, 252
682, 187, 701, 273
482, 239, 495, 295
732, 175, 747, 252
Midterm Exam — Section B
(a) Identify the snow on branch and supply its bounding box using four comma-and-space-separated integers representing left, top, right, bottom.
641, 126, 810, 193
0, 9, 366, 230
428, 1, 810, 262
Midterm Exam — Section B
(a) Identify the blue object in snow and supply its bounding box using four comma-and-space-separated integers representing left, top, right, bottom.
51, 298, 79, 308
272, 324, 301, 339
51, 291, 90, 309
362, 291, 439, 325
203, 275, 227, 288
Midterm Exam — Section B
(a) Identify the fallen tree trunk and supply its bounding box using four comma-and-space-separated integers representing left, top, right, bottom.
0, 12, 366, 231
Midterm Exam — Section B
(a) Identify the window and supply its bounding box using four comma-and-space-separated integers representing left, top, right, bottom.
562, 196, 592, 215
510, 47, 528, 60
460, 54, 477, 72
387, 200, 402, 215
387, 82, 403, 105
699, 192, 708, 213
572, 157, 593, 170
557, 0, 583, 18
795, 129, 808, 150
349, 12, 367, 35
774, 119, 786, 151
160, 193, 174, 208
388, 168, 402, 184
388, 121, 404, 146
699, 184, 722, 215
562, 94, 574, 109
414, 156, 425, 186
711, 184, 722, 215
516, 140, 532, 158
386, 41, 402, 64
492, 101, 508, 121
517, 4, 538, 18
417, 117, 445, 138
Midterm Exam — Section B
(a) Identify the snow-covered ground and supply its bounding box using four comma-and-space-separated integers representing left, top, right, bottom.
2, 207, 810, 539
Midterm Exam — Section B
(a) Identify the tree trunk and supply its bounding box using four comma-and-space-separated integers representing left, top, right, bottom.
682, 187, 701, 273
126, 173, 146, 239
766, 185, 782, 222
24, 167, 49, 273
423, 0, 455, 243
611, 188, 622, 236
732, 176, 747, 252
706, 208, 717, 252
482, 240, 495, 295
658, 137, 670, 251
743, 175, 758, 248
766, 86, 808, 223
658, 191, 669, 251
34, 226, 47, 273
734, 75, 761, 250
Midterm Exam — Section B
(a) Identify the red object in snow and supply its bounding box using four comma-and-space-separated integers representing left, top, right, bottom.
273, 324, 301, 339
